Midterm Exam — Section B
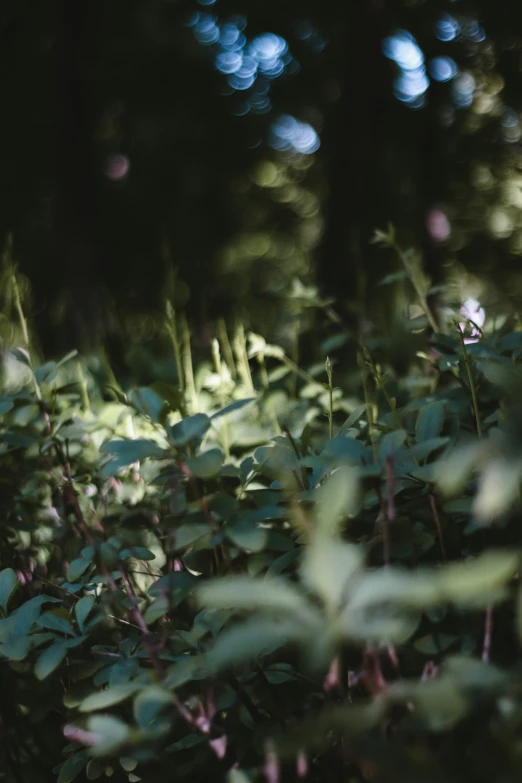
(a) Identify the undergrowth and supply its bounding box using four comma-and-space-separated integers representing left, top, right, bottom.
2, 236, 522, 782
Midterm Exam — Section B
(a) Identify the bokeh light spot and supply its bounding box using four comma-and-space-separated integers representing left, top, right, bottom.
104, 154, 130, 181
430, 57, 458, 82
435, 14, 460, 42
269, 115, 320, 155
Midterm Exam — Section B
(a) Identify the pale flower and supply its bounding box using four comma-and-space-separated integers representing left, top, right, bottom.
459, 298, 485, 343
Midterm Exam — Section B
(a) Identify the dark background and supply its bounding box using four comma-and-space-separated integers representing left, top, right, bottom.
1, 0, 522, 354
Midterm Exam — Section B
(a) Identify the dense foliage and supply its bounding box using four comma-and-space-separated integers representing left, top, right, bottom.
2, 264, 522, 783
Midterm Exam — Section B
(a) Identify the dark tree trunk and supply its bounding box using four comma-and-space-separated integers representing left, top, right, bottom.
318, 0, 391, 328
54, 0, 109, 349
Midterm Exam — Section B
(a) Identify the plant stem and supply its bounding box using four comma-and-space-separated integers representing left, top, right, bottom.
325, 356, 333, 440
211, 338, 231, 458
482, 606, 493, 662
457, 325, 482, 437
429, 493, 446, 562
180, 312, 198, 412
358, 351, 378, 463
392, 241, 438, 333
166, 302, 185, 394
217, 318, 237, 379
11, 273, 29, 347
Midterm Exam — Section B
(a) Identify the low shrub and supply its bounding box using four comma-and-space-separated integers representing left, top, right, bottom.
2, 290, 522, 782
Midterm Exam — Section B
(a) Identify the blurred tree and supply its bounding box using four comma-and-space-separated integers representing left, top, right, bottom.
2, 0, 522, 355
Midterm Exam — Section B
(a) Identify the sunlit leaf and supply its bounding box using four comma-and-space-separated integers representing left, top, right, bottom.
472, 457, 522, 524
315, 466, 360, 536
301, 536, 363, 612
435, 440, 486, 496
86, 715, 129, 756
437, 550, 519, 605
211, 398, 256, 420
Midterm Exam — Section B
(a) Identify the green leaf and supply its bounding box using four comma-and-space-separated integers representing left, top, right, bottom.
143, 596, 169, 625
211, 398, 256, 420
174, 523, 210, 550
169, 413, 211, 446
119, 757, 138, 772
38, 611, 76, 636
165, 656, 206, 689
0, 568, 19, 613
67, 558, 93, 583
198, 576, 315, 624
167, 734, 205, 753
414, 634, 457, 655
0, 398, 14, 414
435, 440, 486, 496
9, 594, 59, 637
323, 436, 366, 464
150, 381, 185, 413
75, 595, 95, 632
129, 387, 167, 423
254, 441, 301, 485
80, 684, 141, 712
35, 641, 69, 680
85, 759, 105, 781
225, 521, 268, 552
408, 437, 449, 461
379, 430, 407, 462
99, 438, 168, 463
416, 401, 445, 441
205, 616, 310, 673
345, 568, 441, 613
9, 347, 31, 366
388, 676, 468, 732
301, 537, 363, 612
119, 547, 156, 562
315, 466, 360, 536
0, 635, 32, 660
57, 753, 88, 783
185, 448, 224, 479
340, 404, 367, 432
86, 715, 129, 756
437, 550, 519, 606
133, 686, 172, 728
472, 457, 522, 524
265, 548, 301, 578
148, 572, 197, 602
